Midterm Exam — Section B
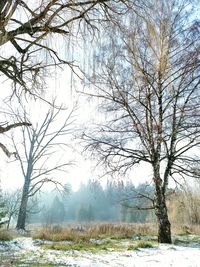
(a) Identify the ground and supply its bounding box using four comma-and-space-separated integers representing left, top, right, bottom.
1, 237, 200, 266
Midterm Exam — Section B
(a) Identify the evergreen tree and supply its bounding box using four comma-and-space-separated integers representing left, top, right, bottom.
76, 205, 88, 222
120, 202, 129, 222
126, 209, 136, 223
50, 196, 65, 224
87, 204, 95, 222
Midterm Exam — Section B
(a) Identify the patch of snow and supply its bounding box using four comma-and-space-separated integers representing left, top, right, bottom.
1, 237, 200, 266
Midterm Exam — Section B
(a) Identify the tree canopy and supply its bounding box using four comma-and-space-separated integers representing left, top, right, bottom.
0, 0, 129, 94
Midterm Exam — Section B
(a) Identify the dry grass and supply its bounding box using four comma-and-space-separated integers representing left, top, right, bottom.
32, 223, 158, 242
93, 223, 157, 237
33, 225, 91, 242
32, 222, 200, 242
0, 229, 13, 241
171, 224, 200, 235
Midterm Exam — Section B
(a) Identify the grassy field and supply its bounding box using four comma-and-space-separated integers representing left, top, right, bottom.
31, 222, 200, 242
2, 222, 200, 247
32, 223, 156, 241
1, 223, 200, 266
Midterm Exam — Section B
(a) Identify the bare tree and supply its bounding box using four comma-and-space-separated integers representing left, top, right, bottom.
12, 106, 75, 230
83, 0, 200, 243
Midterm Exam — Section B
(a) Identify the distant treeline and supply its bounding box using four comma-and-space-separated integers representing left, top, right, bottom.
28, 181, 155, 224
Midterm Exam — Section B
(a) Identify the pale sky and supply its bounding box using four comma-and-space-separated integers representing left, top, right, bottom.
1, 1, 199, 194
0, 65, 153, 192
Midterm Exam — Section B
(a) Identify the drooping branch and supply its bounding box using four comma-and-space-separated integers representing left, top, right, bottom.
0, 122, 31, 134
0, 0, 128, 94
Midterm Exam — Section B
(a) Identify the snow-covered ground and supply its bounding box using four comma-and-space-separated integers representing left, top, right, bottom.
0, 237, 200, 266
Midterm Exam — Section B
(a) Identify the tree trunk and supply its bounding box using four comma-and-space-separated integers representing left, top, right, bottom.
154, 177, 172, 243
6, 214, 12, 230
155, 198, 172, 243
16, 182, 29, 230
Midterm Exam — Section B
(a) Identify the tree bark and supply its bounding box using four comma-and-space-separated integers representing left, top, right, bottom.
16, 181, 29, 230
154, 173, 172, 243
155, 196, 172, 243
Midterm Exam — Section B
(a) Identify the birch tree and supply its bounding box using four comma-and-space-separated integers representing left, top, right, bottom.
83, 0, 200, 243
